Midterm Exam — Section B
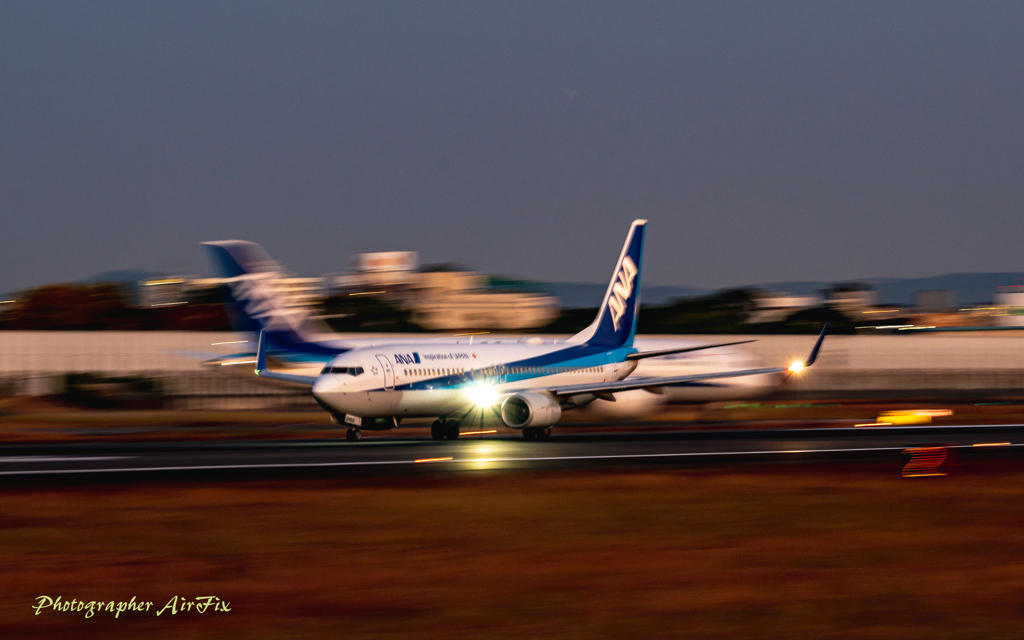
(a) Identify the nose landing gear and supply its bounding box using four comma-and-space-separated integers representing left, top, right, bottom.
345, 428, 361, 442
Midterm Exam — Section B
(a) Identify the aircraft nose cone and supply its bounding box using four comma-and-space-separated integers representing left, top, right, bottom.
312, 375, 342, 400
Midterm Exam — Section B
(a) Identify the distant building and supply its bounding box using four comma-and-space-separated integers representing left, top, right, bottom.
747, 292, 823, 324
825, 283, 876, 313
994, 291, 1024, 327
329, 251, 560, 331
139, 278, 186, 308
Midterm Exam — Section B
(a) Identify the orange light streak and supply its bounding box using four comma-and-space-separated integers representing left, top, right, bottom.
414, 457, 453, 463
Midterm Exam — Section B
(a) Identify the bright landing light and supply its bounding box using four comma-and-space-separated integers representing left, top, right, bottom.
468, 384, 499, 408
788, 361, 805, 373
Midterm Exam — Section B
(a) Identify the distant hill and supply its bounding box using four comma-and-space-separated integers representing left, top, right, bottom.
544, 272, 1024, 309
81, 269, 166, 286
750, 273, 1024, 306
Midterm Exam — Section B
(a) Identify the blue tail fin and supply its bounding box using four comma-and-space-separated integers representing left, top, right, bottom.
204, 240, 343, 356
567, 219, 647, 349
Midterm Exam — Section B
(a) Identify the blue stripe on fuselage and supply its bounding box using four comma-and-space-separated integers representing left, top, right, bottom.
391, 344, 633, 392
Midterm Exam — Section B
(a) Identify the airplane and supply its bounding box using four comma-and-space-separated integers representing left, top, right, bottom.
202, 240, 791, 413
251, 220, 828, 441
202, 239, 392, 365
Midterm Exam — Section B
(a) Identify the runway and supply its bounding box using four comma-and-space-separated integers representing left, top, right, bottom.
2, 422, 1024, 482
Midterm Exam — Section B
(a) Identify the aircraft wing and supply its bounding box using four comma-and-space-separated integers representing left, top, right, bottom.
624, 339, 756, 361
551, 322, 828, 400
550, 366, 788, 397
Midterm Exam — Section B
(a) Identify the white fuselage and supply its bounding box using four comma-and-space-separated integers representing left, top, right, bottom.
310, 341, 636, 420
307, 337, 782, 422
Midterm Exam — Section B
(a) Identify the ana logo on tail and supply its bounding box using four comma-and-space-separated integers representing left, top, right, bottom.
230, 275, 307, 332
608, 255, 638, 331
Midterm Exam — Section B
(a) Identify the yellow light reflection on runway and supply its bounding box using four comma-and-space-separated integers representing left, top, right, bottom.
464, 443, 510, 470
414, 457, 453, 463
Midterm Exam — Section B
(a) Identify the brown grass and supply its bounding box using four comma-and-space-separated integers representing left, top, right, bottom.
4, 467, 1024, 638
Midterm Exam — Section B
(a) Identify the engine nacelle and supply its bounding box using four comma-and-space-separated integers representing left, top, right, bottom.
501, 392, 562, 428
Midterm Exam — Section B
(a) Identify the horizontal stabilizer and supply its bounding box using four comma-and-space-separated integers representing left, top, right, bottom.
254, 330, 318, 386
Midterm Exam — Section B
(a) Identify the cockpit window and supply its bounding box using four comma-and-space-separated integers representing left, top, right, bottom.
320, 366, 365, 376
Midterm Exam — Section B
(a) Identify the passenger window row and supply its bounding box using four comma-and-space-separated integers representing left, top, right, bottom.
399, 366, 604, 377
402, 368, 463, 377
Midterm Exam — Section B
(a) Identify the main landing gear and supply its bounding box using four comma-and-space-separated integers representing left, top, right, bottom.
522, 427, 551, 441
345, 428, 361, 442
430, 419, 460, 440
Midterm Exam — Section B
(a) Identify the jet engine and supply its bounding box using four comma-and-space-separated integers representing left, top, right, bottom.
500, 392, 562, 428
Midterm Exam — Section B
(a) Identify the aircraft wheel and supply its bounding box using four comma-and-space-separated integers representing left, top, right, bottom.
444, 422, 460, 440
522, 428, 537, 441
345, 428, 362, 442
430, 420, 445, 440
538, 428, 552, 439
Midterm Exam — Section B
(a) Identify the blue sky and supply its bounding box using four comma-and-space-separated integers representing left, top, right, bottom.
2, 1, 1023, 292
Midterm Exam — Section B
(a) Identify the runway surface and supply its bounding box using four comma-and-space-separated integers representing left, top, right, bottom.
2, 422, 1024, 482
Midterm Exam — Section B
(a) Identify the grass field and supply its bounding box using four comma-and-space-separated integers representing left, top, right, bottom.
4, 466, 1024, 639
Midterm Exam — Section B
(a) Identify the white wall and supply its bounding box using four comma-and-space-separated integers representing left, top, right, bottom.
2, 330, 1024, 393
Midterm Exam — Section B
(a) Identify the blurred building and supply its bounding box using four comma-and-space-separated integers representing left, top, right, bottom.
994, 291, 1024, 327
333, 253, 558, 331
338, 251, 422, 290
139, 278, 186, 307
747, 292, 823, 324
825, 283, 877, 313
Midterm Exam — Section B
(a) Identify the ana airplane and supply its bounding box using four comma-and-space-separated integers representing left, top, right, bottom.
202, 239, 799, 415
251, 220, 828, 441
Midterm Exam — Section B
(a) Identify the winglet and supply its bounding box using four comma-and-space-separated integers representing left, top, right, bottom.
803, 322, 829, 367
255, 329, 268, 376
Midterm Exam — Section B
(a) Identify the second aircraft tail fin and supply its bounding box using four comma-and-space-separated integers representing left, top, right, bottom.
204, 240, 343, 356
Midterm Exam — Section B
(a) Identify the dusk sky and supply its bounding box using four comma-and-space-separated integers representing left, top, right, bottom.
2, 1, 1023, 293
